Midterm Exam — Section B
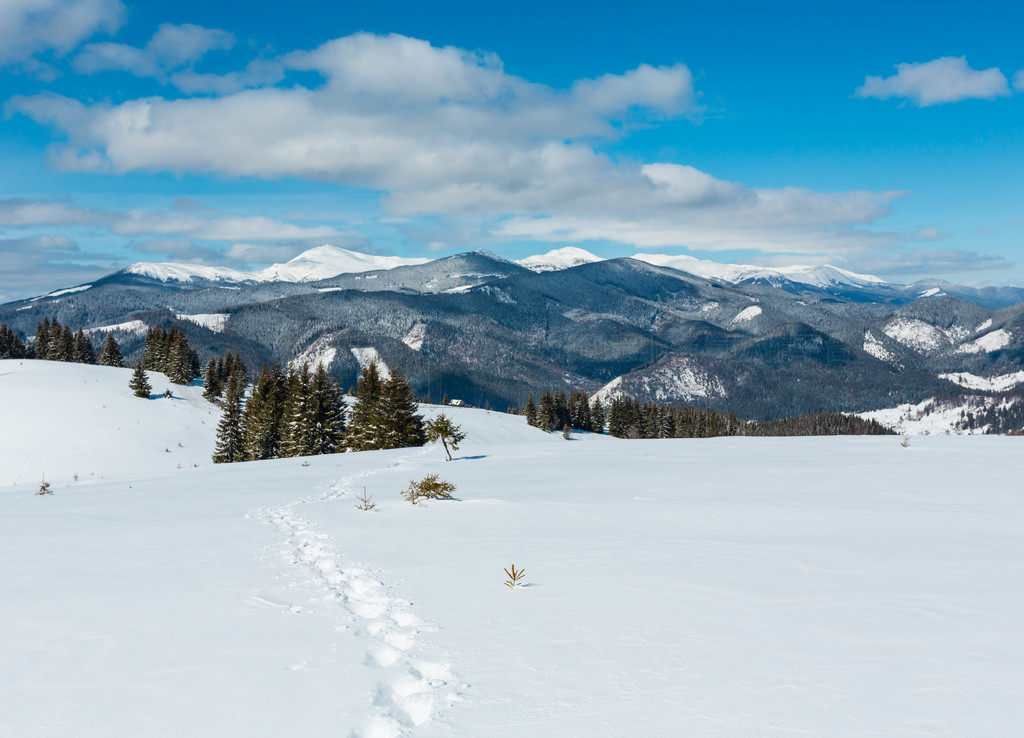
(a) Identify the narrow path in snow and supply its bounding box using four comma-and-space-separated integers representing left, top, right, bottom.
256, 448, 462, 737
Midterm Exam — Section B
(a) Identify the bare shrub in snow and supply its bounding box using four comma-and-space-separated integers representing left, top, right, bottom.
504, 564, 526, 588
355, 487, 377, 511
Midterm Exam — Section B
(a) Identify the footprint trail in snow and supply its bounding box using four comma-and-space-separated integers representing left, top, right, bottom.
257, 453, 462, 736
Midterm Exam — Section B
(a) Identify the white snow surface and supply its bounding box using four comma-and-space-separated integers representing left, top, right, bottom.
83, 319, 148, 336
880, 318, 952, 353
730, 305, 762, 325
918, 287, 943, 298
592, 356, 726, 405
31, 284, 92, 300
957, 328, 1012, 354
516, 246, 604, 272
125, 245, 428, 283
0, 360, 218, 487
633, 253, 886, 289
402, 323, 427, 352
176, 312, 229, 333
4, 361, 1024, 736
290, 335, 338, 372
862, 330, 896, 363
350, 347, 391, 380
941, 370, 1024, 392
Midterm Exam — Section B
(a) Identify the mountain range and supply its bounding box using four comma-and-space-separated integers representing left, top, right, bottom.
3, 245, 1024, 421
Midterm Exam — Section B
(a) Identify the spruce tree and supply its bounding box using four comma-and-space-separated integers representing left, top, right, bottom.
34, 318, 52, 360
280, 364, 313, 458
97, 333, 125, 367
345, 360, 386, 451
71, 327, 96, 364
202, 357, 221, 401
306, 364, 346, 455
0, 323, 26, 359
590, 398, 606, 434
129, 360, 151, 398
524, 393, 538, 427
242, 364, 287, 460
377, 371, 426, 449
212, 374, 246, 463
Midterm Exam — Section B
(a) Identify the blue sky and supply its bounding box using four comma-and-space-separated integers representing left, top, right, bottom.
2, 0, 1023, 302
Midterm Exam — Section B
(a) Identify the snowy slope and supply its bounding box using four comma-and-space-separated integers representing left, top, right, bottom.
124, 245, 429, 284
3, 362, 1024, 736
633, 252, 886, 289
0, 359, 219, 488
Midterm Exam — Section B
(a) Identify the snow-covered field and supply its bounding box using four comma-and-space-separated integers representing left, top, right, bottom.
2, 360, 1024, 736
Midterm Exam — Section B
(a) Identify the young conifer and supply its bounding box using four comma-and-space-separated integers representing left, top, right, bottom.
212, 374, 246, 463
129, 360, 151, 398
280, 363, 313, 458
306, 364, 346, 455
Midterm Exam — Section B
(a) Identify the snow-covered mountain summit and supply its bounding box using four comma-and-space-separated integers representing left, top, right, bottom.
631, 253, 886, 289
124, 245, 430, 284
516, 247, 605, 272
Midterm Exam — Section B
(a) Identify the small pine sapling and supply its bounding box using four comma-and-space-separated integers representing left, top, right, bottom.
355, 487, 377, 511
562, 423, 571, 440
504, 564, 526, 589
900, 435, 911, 448
424, 413, 466, 461
402, 473, 456, 504
37, 475, 52, 495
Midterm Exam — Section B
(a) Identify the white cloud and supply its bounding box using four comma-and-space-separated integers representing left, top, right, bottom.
855, 56, 1010, 106
911, 227, 951, 241
1014, 70, 1024, 92
73, 22, 234, 79
0, 198, 341, 242
0, 0, 124, 75
10, 32, 904, 256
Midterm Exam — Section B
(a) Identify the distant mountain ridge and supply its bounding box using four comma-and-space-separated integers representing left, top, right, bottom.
3, 245, 1024, 425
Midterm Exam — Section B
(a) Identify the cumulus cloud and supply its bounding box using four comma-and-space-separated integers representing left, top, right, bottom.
855, 56, 1010, 106
73, 22, 234, 79
0, 0, 124, 75
10, 32, 905, 255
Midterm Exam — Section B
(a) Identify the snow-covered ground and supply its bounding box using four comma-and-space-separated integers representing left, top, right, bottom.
2, 360, 1024, 736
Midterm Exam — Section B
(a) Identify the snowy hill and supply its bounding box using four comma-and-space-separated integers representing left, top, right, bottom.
124, 245, 429, 284
2, 360, 1024, 735
516, 246, 604, 272
633, 252, 886, 289
0, 359, 219, 488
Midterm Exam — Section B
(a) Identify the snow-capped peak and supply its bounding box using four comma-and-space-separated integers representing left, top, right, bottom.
631, 253, 886, 289
123, 245, 429, 284
516, 247, 605, 272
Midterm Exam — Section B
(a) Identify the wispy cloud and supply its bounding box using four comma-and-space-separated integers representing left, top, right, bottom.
855, 56, 1010, 106
846, 248, 1012, 279
9, 32, 905, 256
1013, 70, 1024, 93
0, 198, 340, 242
73, 22, 234, 80
0, 234, 120, 303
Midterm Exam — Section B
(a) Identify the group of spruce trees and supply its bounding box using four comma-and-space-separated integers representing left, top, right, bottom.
523, 390, 606, 434
0, 319, 124, 366
603, 395, 892, 438
142, 327, 200, 385
212, 359, 427, 464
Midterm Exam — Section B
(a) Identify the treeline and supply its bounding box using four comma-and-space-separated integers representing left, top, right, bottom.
0, 318, 125, 367
603, 395, 892, 438
213, 359, 426, 464
522, 389, 606, 433
519, 390, 894, 438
